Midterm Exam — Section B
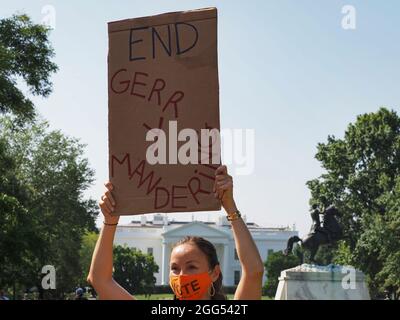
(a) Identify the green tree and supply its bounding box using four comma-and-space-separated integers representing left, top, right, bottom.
307, 107, 400, 299
0, 137, 46, 299
263, 251, 300, 298
79, 231, 99, 286
374, 180, 400, 299
0, 13, 57, 298
0, 117, 98, 299
333, 240, 353, 266
0, 14, 57, 123
113, 245, 159, 295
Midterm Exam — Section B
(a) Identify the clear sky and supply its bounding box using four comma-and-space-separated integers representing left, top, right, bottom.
2, 0, 400, 236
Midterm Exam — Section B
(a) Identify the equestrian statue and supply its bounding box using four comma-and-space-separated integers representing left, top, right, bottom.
284, 204, 343, 263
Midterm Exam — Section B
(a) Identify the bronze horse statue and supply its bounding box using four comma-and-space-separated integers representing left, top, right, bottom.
284, 205, 343, 263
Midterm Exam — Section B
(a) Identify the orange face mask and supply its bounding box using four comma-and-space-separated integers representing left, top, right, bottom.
169, 272, 213, 300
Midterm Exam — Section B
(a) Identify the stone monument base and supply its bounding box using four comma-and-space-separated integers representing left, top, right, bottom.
275, 264, 370, 300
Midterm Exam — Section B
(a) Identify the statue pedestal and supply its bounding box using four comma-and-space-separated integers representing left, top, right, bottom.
275, 264, 370, 300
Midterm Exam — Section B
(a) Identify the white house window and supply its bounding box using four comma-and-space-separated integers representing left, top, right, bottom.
234, 248, 239, 260
147, 247, 153, 256
234, 270, 241, 285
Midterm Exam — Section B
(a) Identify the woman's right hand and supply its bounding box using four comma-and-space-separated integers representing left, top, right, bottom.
99, 181, 119, 225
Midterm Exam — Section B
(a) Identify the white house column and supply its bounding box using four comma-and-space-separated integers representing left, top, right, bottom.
222, 243, 229, 286
161, 240, 169, 285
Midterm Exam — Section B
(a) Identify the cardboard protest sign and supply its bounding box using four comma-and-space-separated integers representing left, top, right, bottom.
108, 8, 221, 215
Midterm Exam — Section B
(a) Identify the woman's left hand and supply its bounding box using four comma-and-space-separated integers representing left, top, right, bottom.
214, 165, 237, 214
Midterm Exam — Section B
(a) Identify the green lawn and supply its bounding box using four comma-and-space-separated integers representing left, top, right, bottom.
134, 293, 273, 300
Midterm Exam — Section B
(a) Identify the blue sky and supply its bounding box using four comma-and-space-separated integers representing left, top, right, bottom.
2, 0, 400, 236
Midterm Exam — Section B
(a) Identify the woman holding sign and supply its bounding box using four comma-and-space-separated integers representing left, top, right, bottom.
87, 165, 264, 300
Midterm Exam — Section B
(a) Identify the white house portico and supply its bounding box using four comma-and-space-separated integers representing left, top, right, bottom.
160, 221, 231, 285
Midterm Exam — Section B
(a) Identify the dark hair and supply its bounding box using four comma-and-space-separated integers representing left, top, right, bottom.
171, 236, 227, 300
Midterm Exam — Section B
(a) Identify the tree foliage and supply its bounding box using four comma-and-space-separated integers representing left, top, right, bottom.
263, 251, 300, 298
79, 231, 99, 286
113, 245, 159, 295
0, 14, 57, 123
0, 13, 98, 299
307, 107, 400, 299
0, 117, 98, 298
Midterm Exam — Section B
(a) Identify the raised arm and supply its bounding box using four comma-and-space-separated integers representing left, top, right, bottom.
214, 166, 264, 300
86, 182, 135, 300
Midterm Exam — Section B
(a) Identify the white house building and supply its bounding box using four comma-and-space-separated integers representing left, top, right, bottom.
114, 213, 298, 287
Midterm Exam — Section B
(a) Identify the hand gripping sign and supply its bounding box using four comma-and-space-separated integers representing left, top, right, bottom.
108, 8, 221, 215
